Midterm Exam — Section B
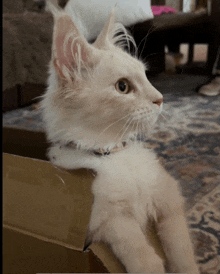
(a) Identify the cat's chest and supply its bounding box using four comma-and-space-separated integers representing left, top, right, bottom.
93, 145, 163, 198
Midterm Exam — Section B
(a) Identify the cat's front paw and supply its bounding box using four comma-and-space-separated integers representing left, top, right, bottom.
48, 145, 64, 166
127, 255, 165, 273
169, 264, 200, 274
48, 144, 96, 170
145, 257, 165, 274
48, 144, 78, 169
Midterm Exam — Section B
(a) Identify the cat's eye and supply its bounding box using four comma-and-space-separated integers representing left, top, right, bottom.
115, 79, 131, 94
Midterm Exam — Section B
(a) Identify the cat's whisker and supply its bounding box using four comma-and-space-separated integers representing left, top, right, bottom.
135, 119, 139, 137
160, 110, 194, 142
137, 26, 153, 53
128, 119, 137, 140
96, 113, 132, 143
132, 120, 138, 144
136, 120, 141, 143
141, 116, 154, 140
138, 122, 143, 141
129, 117, 136, 132
158, 111, 181, 137
141, 122, 147, 141
145, 52, 165, 62
122, 118, 136, 142
118, 116, 135, 144
137, 120, 142, 138
160, 110, 171, 119
137, 25, 156, 59
157, 112, 170, 125
132, 120, 139, 139
113, 115, 134, 144
113, 23, 137, 55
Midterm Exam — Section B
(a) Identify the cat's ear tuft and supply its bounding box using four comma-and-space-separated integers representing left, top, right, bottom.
93, 10, 115, 49
52, 15, 95, 80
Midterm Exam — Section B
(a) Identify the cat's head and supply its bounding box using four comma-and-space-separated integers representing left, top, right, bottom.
41, 10, 163, 151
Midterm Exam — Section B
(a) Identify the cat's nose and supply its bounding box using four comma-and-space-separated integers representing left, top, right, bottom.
153, 97, 163, 106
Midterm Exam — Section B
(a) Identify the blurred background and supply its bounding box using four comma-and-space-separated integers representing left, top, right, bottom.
3, 0, 220, 112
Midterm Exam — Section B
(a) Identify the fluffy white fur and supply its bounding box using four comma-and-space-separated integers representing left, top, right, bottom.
41, 6, 199, 274
49, 143, 199, 273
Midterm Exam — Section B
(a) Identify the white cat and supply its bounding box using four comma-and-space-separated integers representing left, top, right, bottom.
41, 6, 199, 274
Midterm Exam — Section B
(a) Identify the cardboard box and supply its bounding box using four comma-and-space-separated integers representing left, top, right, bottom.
3, 127, 165, 274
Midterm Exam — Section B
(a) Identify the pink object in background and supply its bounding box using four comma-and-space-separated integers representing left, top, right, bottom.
151, 5, 177, 16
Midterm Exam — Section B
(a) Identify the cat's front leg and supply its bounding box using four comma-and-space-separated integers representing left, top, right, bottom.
156, 184, 199, 273
48, 144, 81, 169
88, 212, 165, 273
157, 213, 199, 274
105, 216, 165, 273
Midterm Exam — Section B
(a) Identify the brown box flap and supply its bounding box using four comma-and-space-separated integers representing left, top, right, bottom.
3, 128, 164, 273
3, 152, 125, 273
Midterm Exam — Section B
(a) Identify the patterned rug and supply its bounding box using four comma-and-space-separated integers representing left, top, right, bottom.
3, 74, 220, 274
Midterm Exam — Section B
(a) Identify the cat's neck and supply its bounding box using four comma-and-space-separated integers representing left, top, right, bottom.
56, 140, 128, 156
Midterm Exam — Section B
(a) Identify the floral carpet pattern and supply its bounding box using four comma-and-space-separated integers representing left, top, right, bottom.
3, 74, 220, 274
146, 96, 220, 274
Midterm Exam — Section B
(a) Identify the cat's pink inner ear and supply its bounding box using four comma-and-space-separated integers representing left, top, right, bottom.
53, 15, 89, 78
71, 42, 88, 64
54, 59, 65, 79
